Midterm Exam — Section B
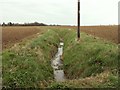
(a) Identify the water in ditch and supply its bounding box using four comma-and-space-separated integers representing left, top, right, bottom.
51, 42, 65, 82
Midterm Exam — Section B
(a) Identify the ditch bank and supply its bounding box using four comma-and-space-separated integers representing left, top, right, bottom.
2, 30, 60, 88
2, 27, 118, 88
49, 28, 118, 88
2, 28, 75, 88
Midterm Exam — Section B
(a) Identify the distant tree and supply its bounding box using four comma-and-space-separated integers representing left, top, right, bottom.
1, 22, 48, 26
8, 22, 13, 26
34, 22, 39, 26
2, 22, 6, 26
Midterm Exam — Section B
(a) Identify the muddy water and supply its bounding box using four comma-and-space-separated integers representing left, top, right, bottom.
51, 42, 65, 82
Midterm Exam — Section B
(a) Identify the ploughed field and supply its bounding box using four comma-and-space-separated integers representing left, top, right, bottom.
80, 25, 118, 43
2, 25, 118, 49
51, 25, 118, 43
2, 26, 43, 49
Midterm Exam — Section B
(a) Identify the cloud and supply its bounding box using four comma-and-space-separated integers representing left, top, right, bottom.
0, 0, 119, 25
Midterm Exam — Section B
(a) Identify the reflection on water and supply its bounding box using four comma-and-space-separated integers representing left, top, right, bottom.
51, 42, 65, 82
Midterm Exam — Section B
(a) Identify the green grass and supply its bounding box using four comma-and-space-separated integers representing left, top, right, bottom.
2, 29, 60, 88
47, 27, 118, 88
63, 32, 118, 79
2, 27, 118, 88
49, 71, 118, 88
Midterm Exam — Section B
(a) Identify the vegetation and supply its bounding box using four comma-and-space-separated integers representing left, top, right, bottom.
2, 22, 48, 26
63, 32, 118, 79
50, 27, 118, 88
2, 26, 118, 88
49, 71, 118, 88
2, 29, 60, 88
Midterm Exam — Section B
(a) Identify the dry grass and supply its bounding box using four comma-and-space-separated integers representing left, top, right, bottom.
62, 71, 114, 88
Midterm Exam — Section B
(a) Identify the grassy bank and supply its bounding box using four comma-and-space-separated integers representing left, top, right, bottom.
2, 29, 60, 88
48, 27, 118, 88
2, 27, 118, 88
64, 32, 118, 79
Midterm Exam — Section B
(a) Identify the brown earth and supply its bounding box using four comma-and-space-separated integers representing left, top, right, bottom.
2, 26, 43, 49
2, 25, 118, 49
61, 25, 118, 43
80, 25, 118, 43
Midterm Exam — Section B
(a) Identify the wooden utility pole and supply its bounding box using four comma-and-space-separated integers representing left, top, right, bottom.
77, 0, 80, 41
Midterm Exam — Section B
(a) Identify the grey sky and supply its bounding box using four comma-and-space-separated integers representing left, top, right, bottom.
0, 0, 120, 26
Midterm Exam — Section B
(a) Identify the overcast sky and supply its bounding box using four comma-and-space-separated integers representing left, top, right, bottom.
0, 0, 120, 26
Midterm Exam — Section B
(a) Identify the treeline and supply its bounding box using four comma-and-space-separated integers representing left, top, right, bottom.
1, 22, 48, 26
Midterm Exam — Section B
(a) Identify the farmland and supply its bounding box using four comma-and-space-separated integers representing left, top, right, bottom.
2, 26, 118, 49
61, 25, 118, 43
81, 25, 118, 43
2, 26, 45, 49
2, 26, 118, 88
